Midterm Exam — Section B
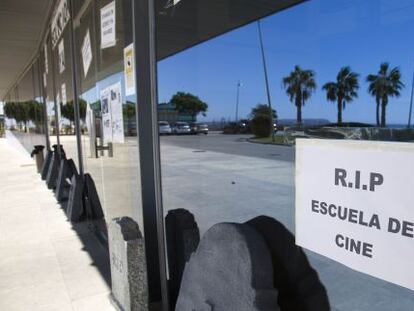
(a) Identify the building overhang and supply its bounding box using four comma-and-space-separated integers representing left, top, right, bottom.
0, 0, 305, 99
0, 0, 54, 99
156, 0, 305, 60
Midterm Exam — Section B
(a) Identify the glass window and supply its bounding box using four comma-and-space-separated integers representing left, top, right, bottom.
157, 0, 414, 309
52, 15, 79, 168
74, 0, 145, 267
41, 35, 59, 149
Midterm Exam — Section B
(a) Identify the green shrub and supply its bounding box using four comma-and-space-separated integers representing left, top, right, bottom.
251, 115, 271, 138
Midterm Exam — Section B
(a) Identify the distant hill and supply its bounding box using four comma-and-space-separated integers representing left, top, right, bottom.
278, 118, 331, 126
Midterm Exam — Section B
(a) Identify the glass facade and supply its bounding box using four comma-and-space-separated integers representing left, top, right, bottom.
2, 0, 414, 310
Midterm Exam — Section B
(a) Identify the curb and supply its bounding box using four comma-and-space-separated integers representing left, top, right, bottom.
247, 138, 293, 147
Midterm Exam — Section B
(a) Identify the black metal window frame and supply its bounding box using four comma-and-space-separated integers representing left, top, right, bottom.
133, 0, 169, 309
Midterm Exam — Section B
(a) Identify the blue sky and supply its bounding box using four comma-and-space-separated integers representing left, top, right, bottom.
157, 0, 414, 124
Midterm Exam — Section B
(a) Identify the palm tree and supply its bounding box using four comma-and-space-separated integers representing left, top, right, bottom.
322, 67, 359, 125
282, 66, 316, 125
367, 63, 404, 127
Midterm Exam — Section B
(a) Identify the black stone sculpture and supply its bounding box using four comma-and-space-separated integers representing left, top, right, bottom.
83, 173, 104, 220
41, 149, 53, 180
46, 144, 65, 189
55, 158, 78, 202
66, 174, 84, 222
165, 209, 200, 307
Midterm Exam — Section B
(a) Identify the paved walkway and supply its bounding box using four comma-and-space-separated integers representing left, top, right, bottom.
0, 139, 114, 311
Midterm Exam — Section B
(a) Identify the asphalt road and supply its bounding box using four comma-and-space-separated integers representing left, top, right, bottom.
160, 133, 295, 162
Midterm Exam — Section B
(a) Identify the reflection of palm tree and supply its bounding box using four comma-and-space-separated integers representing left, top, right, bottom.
367, 63, 404, 127
282, 66, 316, 125
323, 67, 359, 125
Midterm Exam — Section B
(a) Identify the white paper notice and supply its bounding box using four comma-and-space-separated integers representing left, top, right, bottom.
81, 30, 92, 77
47, 97, 54, 117
100, 1, 116, 49
43, 72, 47, 87
101, 87, 112, 143
85, 102, 92, 137
123, 43, 135, 96
61, 83, 67, 106
296, 139, 414, 291
100, 82, 124, 144
44, 44, 48, 74
51, 0, 70, 48
58, 39, 65, 74
56, 92, 63, 127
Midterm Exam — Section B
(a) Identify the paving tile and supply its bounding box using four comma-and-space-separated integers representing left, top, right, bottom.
72, 293, 115, 311
0, 139, 113, 310
52, 234, 111, 301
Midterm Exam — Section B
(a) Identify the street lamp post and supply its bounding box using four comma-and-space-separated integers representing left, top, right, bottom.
408, 66, 414, 128
257, 20, 275, 142
235, 81, 241, 122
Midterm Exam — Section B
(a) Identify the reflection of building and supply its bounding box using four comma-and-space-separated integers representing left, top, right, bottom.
158, 103, 194, 123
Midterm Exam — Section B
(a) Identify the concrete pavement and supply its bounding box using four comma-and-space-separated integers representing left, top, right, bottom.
160, 134, 295, 162
1, 133, 413, 311
0, 138, 114, 311
160, 141, 414, 311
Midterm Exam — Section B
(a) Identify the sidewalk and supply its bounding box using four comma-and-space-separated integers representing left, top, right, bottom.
0, 139, 114, 311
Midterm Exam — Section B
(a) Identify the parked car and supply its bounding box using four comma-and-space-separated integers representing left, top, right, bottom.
171, 122, 191, 134
190, 123, 209, 135
158, 121, 172, 135
223, 120, 251, 134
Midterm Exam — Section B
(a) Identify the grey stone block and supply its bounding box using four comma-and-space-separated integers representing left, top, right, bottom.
109, 217, 148, 311
175, 222, 279, 311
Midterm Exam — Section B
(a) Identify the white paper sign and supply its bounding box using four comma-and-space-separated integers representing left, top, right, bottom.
100, 1, 116, 49
81, 30, 92, 77
43, 72, 47, 88
51, 0, 70, 48
123, 43, 135, 96
101, 87, 112, 143
85, 102, 92, 136
165, 0, 183, 8
56, 92, 61, 105
47, 97, 54, 117
61, 83, 67, 106
58, 39, 65, 74
56, 92, 63, 127
44, 44, 48, 74
100, 82, 124, 144
296, 139, 414, 291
